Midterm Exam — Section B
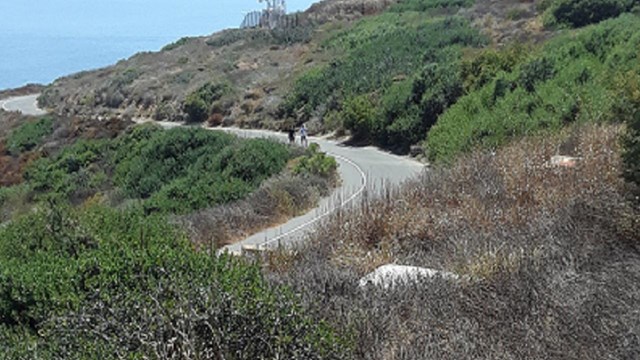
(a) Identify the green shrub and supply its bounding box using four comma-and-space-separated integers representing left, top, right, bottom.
373, 54, 466, 153
0, 205, 349, 359
23, 124, 293, 214
412, 61, 462, 136
114, 127, 291, 213
114, 128, 233, 198
294, 143, 338, 179
377, 79, 418, 149
460, 45, 529, 91
544, 0, 636, 28
282, 67, 336, 121
116, 129, 222, 193
114, 127, 234, 199
283, 4, 485, 152
517, 57, 556, 92
616, 68, 640, 187
24, 139, 109, 200
426, 15, 640, 163
161, 36, 193, 51
6, 116, 54, 155
183, 93, 209, 122
222, 139, 290, 185
341, 94, 379, 141
184, 82, 232, 122
284, 13, 484, 119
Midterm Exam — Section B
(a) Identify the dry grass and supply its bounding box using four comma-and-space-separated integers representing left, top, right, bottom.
36, 0, 403, 132
177, 172, 334, 249
0, 84, 44, 99
269, 123, 640, 359
460, 0, 554, 45
306, 0, 398, 22
312, 124, 632, 273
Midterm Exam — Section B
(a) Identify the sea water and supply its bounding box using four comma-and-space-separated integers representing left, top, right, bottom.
0, 33, 174, 91
0, 0, 316, 91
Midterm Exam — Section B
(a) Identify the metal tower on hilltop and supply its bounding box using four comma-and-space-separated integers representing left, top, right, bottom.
241, 0, 287, 29
259, 0, 287, 14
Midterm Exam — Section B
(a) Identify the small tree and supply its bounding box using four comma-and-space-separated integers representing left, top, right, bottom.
341, 94, 378, 141
183, 93, 209, 123
183, 82, 232, 123
545, 0, 635, 28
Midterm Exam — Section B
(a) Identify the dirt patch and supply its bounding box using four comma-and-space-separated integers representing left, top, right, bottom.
460, 0, 554, 45
0, 84, 45, 100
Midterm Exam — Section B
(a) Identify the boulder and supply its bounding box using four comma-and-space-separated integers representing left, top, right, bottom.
550, 155, 580, 168
358, 264, 460, 289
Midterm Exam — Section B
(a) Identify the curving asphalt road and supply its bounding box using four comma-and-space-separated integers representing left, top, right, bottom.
3, 95, 425, 254
213, 127, 424, 254
0, 94, 47, 116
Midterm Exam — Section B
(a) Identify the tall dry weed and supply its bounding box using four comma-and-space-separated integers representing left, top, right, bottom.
178, 173, 331, 248
269, 123, 640, 360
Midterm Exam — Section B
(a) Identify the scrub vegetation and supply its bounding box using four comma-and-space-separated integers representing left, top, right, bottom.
270, 123, 640, 360
23, 124, 292, 214
0, 114, 341, 359
283, 0, 486, 153
0, 205, 348, 359
427, 14, 640, 162
2, 0, 640, 358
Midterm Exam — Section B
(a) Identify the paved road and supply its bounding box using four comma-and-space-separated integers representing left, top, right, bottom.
0, 94, 47, 116
4, 95, 425, 254
213, 128, 424, 254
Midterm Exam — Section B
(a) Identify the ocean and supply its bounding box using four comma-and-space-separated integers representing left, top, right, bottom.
0, 0, 317, 91
0, 33, 175, 91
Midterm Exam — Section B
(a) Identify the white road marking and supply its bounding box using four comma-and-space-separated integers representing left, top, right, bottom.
256, 152, 367, 249
8, 96, 423, 253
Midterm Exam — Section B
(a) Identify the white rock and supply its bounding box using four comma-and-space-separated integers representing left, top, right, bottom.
358, 264, 460, 289
550, 155, 580, 168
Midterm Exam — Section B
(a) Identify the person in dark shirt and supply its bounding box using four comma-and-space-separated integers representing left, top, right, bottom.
288, 128, 295, 144
300, 124, 308, 147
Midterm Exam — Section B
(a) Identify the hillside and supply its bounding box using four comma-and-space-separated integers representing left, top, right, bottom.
2, 0, 640, 358
37, 0, 394, 126
38, 0, 548, 136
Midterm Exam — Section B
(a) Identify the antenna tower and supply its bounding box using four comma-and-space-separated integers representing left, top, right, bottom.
258, 0, 287, 28
241, 0, 287, 29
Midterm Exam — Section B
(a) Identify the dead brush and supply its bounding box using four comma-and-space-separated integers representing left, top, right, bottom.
269, 123, 640, 359
178, 173, 332, 249
308, 124, 628, 274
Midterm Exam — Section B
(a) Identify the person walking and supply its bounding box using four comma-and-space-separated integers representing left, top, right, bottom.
288, 127, 295, 144
300, 124, 308, 147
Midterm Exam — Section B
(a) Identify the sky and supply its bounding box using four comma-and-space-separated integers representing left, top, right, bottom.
0, 0, 318, 37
